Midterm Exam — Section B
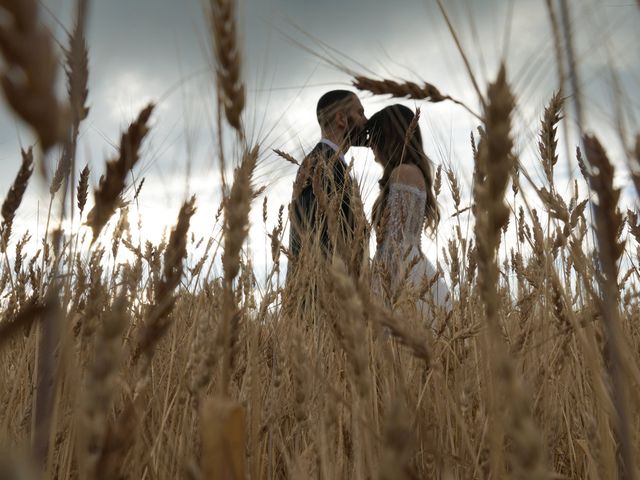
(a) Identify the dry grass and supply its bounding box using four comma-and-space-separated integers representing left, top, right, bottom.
0, 1, 639, 480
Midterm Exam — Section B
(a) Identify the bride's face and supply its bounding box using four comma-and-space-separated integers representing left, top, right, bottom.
372, 144, 387, 166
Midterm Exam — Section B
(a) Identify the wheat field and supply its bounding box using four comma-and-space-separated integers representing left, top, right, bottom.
0, 0, 639, 479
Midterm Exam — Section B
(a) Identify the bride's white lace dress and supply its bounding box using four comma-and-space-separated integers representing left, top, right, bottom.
372, 182, 451, 325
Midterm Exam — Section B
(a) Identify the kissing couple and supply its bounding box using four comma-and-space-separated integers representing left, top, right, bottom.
287, 90, 450, 325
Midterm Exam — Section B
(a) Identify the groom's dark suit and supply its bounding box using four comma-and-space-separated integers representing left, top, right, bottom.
288, 141, 359, 272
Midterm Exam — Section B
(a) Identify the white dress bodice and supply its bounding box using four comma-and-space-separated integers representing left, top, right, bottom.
373, 182, 451, 325
376, 183, 427, 260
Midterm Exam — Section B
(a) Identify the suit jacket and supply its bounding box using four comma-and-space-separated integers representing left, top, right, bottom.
288, 142, 358, 268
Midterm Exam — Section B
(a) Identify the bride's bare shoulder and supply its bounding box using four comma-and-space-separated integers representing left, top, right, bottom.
389, 164, 426, 190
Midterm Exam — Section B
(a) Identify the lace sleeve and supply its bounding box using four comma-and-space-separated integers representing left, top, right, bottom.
382, 182, 427, 251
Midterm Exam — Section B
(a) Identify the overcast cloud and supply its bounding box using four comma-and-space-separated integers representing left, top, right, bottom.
0, 0, 638, 276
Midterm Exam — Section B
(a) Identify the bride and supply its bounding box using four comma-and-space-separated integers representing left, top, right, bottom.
368, 104, 450, 326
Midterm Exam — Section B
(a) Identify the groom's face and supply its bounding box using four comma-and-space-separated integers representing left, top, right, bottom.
343, 96, 368, 147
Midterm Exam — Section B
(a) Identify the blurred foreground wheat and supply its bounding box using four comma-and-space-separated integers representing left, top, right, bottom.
0, 1, 639, 479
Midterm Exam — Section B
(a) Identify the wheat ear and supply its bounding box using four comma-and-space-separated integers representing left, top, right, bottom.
64, 0, 90, 130
87, 103, 154, 241
474, 65, 547, 478
273, 148, 300, 166
210, 0, 245, 134
584, 134, 636, 480
538, 91, 564, 187
353, 75, 480, 120
77, 165, 90, 215
0, 0, 68, 152
132, 195, 196, 365
1, 148, 34, 252
48, 1, 89, 200
79, 292, 127, 479
219, 146, 258, 395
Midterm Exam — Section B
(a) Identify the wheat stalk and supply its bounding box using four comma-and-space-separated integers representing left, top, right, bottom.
273, 148, 300, 166
0, 0, 69, 153
583, 134, 636, 480
474, 64, 547, 479
538, 91, 564, 187
63, 0, 90, 254
49, 0, 89, 201
87, 103, 154, 241
219, 146, 258, 395
209, 0, 245, 134
399, 106, 420, 166
64, 0, 90, 130
77, 164, 90, 215
353, 75, 481, 120
79, 293, 127, 479
1, 148, 34, 252
32, 289, 62, 468
132, 195, 196, 366
327, 259, 370, 400
134, 177, 145, 200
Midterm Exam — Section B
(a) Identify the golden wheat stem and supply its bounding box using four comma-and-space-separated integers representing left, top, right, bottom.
474, 64, 547, 478
132, 196, 196, 365
219, 146, 258, 396
31, 290, 61, 469
558, 0, 584, 136
64, 0, 90, 272
543, 0, 573, 176
584, 134, 637, 480
38, 194, 55, 296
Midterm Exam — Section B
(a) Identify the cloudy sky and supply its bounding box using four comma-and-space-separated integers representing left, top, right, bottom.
0, 0, 638, 278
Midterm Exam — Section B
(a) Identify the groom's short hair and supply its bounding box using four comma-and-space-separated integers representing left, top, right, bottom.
316, 90, 355, 128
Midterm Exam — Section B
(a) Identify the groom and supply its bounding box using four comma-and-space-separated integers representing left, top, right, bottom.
288, 90, 369, 277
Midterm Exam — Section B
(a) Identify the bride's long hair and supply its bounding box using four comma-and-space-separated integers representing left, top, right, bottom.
369, 104, 439, 240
